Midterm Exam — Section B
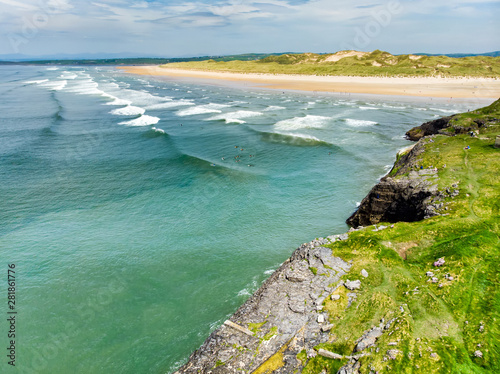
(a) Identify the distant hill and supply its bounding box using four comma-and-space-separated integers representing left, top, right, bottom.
0, 52, 298, 65
415, 51, 500, 58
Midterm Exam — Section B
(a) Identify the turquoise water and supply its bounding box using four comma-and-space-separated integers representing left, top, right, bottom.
0, 66, 481, 373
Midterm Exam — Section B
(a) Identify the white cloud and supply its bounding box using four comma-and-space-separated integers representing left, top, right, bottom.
0, 0, 38, 11
0, 0, 498, 56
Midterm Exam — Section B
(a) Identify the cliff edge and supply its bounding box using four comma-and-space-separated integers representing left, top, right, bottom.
174, 99, 500, 374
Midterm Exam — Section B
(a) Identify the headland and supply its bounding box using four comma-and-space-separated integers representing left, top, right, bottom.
173, 99, 500, 373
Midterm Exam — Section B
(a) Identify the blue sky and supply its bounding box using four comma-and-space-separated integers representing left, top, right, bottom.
1, 0, 499, 57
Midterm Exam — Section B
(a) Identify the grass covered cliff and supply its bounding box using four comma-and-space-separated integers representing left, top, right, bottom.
175, 100, 500, 374
298, 100, 500, 373
162, 50, 500, 78
299, 99, 500, 373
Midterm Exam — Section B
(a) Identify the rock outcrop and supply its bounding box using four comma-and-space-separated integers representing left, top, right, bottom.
405, 109, 499, 141
173, 103, 498, 372
175, 235, 352, 374
405, 115, 455, 141
346, 170, 439, 227
346, 138, 445, 227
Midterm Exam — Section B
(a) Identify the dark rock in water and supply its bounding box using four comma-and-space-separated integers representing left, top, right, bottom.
406, 115, 455, 141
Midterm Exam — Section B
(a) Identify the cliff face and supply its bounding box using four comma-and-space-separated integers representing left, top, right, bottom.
175, 236, 353, 374
175, 131, 448, 374
346, 141, 444, 228
345, 173, 438, 228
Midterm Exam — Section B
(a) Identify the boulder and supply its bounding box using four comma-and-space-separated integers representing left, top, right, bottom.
355, 327, 383, 352
318, 349, 342, 359
344, 279, 361, 290
405, 116, 455, 141
321, 323, 334, 332
387, 349, 401, 360
433, 257, 445, 267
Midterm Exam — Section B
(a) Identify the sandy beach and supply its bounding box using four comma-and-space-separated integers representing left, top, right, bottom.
119, 65, 500, 99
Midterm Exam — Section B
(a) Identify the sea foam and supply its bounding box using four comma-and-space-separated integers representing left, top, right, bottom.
152, 127, 166, 134
110, 105, 146, 116
104, 96, 133, 106
176, 103, 230, 117
59, 72, 78, 80
274, 115, 331, 131
119, 115, 160, 127
345, 119, 378, 127
430, 108, 457, 114
65, 78, 104, 95
207, 110, 263, 124
145, 100, 194, 110
39, 80, 67, 91
25, 79, 49, 84
263, 105, 286, 111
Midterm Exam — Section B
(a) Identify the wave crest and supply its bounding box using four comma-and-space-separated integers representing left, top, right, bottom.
345, 119, 378, 127
119, 115, 160, 126
274, 115, 331, 131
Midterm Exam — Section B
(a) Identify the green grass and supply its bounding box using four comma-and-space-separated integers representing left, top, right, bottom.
161, 50, 500, 78
248, 321, 268, 335
298, 101, 500, 373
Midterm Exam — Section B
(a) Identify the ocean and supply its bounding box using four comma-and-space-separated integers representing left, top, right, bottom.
0, 65, 482, 373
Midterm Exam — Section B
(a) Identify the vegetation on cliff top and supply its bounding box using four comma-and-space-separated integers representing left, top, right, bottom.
298, 100, 500, 373
162, 50, 500, 78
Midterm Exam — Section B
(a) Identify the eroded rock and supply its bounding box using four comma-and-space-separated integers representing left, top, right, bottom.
345, 279, 361, 290
355, 327, 383, 352
175, 241, 350, 373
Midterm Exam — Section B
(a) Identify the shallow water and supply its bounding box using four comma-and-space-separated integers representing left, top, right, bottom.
0, 65, 483, 373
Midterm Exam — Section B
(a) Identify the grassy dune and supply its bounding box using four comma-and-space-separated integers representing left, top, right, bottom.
298, 100, 500, 373
162, 50, 500, 78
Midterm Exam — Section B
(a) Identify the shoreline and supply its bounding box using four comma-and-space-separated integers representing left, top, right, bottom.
173, 100, 500, 373
118, 66, 500, 99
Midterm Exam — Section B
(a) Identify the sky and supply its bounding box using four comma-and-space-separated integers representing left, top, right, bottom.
0, 0, 499, 58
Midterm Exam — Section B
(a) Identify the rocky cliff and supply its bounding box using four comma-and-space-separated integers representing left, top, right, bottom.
173, 99, 500, 374
175, 235, 353, 374
405, 100, 500, 141
175, 137, 451, 374
345, 139, 456, 228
